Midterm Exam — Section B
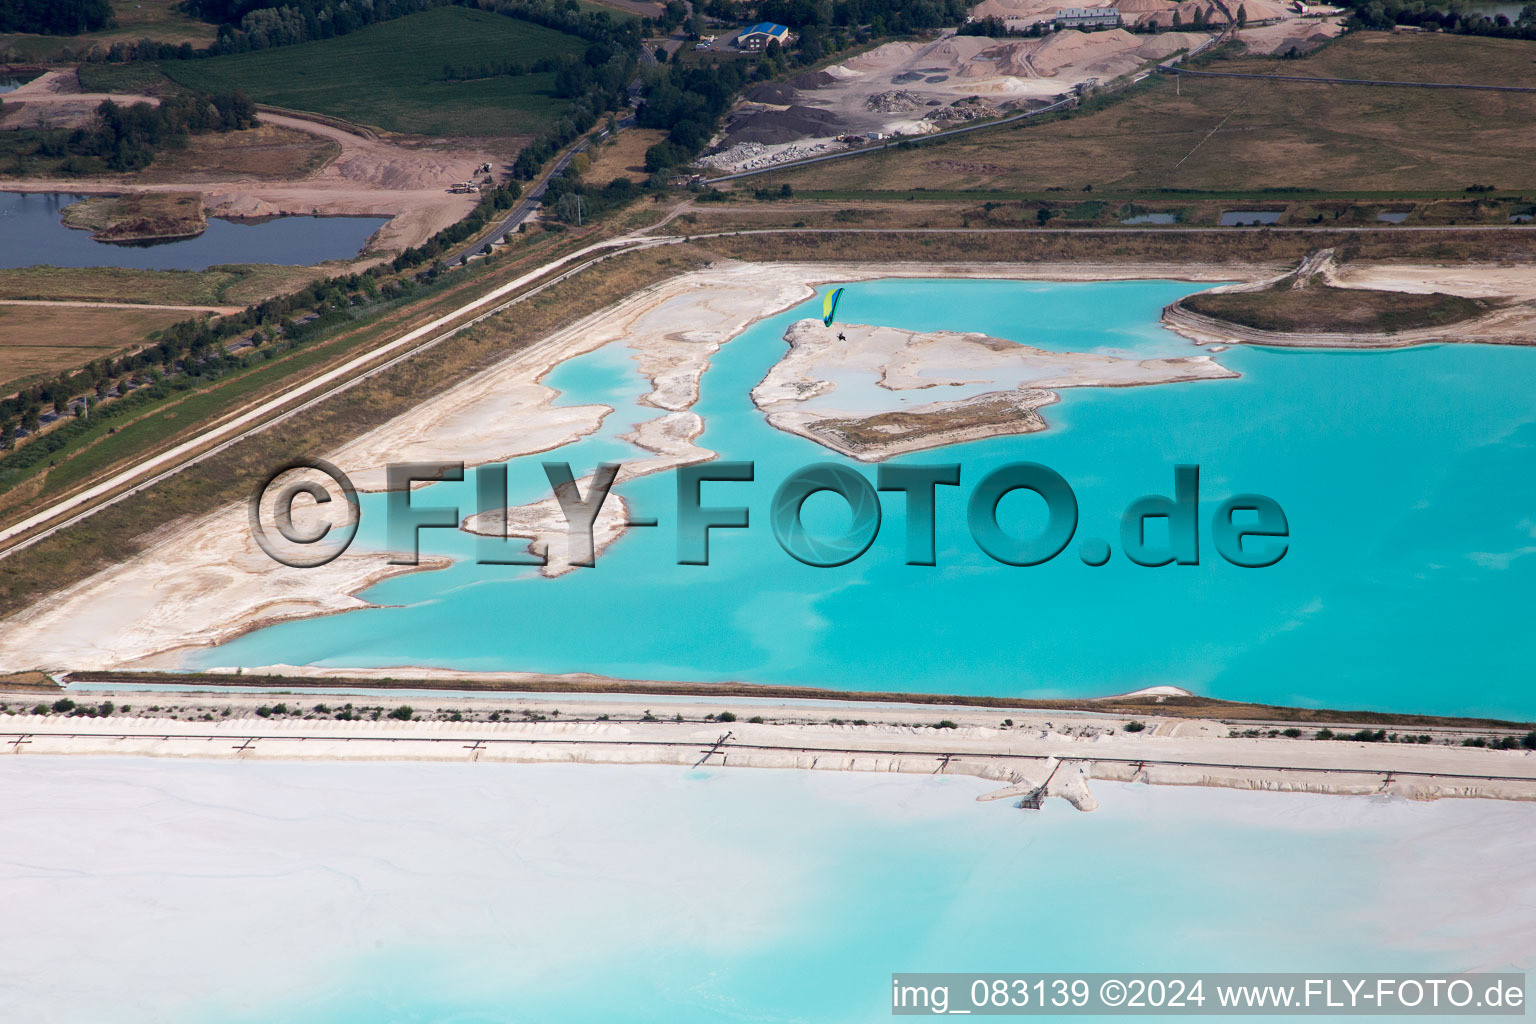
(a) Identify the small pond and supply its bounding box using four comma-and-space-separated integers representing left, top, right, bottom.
0, 192, 389, 271
1219, 210, 1282, 226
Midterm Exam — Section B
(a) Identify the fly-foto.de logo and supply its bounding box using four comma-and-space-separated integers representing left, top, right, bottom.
250, 459, 1288, 571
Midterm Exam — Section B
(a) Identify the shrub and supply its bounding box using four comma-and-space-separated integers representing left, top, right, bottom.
1282, 728, 1302, 738
387, 705, 414, 721
255, 705, 273, 718
1315, 728, 1335, 740
51, 698, 76, 713
717, 711, 737, 723
934, 720, 959, 729
1123, 721, 1146, 733
748, 716, 764, 724
1523, 732, 1536, 750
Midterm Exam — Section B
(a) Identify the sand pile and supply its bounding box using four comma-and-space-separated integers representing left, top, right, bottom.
1028, 28, 1143, 76
1131, 31, 1214, 59
1138, 0, 1293, 24
1238, 0, 1297, 18
1239, 15, 1346, 54
332, 152, 472, 190
974, 40, 1040, 77
204, 192, 284, 219
968, 0, 1074, 20
920, 35, 997, 66
843, 40, 923, 72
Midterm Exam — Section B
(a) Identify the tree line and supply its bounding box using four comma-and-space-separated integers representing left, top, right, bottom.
1344, 0, 1536, 37
0, 0, 112, 34
65, 92, 256, 173
438, 56, 561, 81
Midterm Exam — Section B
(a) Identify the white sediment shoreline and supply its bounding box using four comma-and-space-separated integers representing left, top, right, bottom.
5, 685, 1536, 810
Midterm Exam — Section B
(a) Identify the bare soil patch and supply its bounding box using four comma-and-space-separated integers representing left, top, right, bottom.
139, 123, 340, 183
1180, 281, 1492, 334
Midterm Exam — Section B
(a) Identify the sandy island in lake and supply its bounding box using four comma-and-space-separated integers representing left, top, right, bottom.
754, 319, 1235, 460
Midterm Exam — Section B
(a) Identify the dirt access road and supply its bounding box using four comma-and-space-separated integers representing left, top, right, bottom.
0, 71, 496, 253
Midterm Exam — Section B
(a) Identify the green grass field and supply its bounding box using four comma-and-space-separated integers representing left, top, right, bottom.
159, 7, 586, 137
759, 33, 1536, 196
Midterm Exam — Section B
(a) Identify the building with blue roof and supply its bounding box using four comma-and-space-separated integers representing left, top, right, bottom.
736, 22, 792, 50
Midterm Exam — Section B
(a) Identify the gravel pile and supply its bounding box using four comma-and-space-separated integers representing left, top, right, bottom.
865, 90, 921, 113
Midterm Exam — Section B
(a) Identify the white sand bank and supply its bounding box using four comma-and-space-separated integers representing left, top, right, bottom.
753, 319, 1235, 460
6, 688, 1536, 810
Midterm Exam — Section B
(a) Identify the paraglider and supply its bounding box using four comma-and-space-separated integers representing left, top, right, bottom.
822, 286, 844, 327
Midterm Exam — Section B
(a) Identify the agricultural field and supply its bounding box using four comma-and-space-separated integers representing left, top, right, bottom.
0, 264, 342, 309
0, 1, 217, 62
0, 304, 203, 394
159, 6, 587, 138
757, 33, 1536, 197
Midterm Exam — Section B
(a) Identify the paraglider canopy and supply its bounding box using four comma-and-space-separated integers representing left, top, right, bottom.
822, 287, 844, 327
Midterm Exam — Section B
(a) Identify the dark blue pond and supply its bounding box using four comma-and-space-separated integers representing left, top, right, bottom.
0, 192, 389, 271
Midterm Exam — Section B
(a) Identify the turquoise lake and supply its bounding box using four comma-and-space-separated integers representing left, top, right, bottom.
195, 278, 1536, 720
3, 759, 1530, 1023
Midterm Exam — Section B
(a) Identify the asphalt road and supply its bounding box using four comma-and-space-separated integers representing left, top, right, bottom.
449, 115, 639, 263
